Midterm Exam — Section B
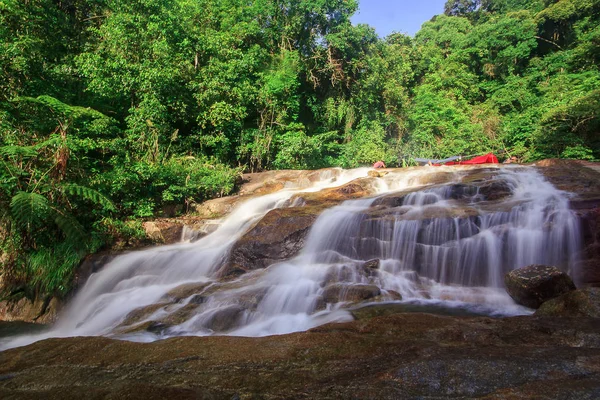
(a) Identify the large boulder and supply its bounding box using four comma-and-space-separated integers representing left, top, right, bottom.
504, 265, 576, 309
222, 207, 321, 277
535, 287, 600, 317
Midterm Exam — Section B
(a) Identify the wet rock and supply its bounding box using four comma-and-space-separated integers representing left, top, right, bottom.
575, 212, 600, 287
536, 160, 600, 288
204, 306, 245, 332
118, 304, 200, 334
236, 287, 268, 311
504, 265, 576, 309
158, 304, 199, 326
535, 287, 600, 317
368, 170, 388, 178
291, 178, 376, 208
162, 282, 211, 303
223, 207, 321, 277
321, 283, 381, 304
3, 314, 600, 399
363, 259, 380, 270
74, 253, 116, 289
119, 303, 167, 328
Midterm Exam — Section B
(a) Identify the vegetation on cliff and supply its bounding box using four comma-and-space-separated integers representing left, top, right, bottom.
1, 0, 599, 298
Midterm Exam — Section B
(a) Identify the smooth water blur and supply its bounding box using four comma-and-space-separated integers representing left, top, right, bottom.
1, 166, 581, 350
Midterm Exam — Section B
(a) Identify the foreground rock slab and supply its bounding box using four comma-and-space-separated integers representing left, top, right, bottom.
1, 313, 600, 399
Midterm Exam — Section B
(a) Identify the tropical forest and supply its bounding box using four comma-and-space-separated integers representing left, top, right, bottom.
1, 0, 599, 305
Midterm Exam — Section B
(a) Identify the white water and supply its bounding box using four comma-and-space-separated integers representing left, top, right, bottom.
1, 166, 582, 349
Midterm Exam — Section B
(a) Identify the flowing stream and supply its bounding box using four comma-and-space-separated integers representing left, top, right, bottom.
1, 166, 582, 349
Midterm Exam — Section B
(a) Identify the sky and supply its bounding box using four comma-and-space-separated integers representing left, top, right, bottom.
351, 0, 448, 37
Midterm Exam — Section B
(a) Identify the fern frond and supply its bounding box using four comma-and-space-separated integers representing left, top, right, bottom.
33, 135, 62, 150
10, 192, 50, 230
15, 96, 109, 120
52, 209, 86, 245
61, 183, 115, 211
0, 145, 38, 159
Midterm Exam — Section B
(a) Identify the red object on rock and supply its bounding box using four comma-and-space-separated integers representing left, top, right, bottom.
373, 161, 386, 168
444, 153, 499, 166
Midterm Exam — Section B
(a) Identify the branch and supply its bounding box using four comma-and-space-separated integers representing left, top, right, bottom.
82, 15, 107, 22
534, 36, 563, 50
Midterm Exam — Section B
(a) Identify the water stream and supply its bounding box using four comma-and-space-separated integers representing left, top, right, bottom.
1, 165, 582, 349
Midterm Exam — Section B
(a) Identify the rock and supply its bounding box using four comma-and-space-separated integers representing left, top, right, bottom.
504, 265, 576, 309
161, 282, 211, 303
204, 305, 245, 332
74, 253, 116, 289
536, 160, 600, 288
535, 288, 600, 317
0, 296, 60, 324
119, 303, 167, 328
2, 314, 600, 399
321, 283, 381, 304
368, 170, 388, 178
222, 207, 321, 277
363, 259, 380, 270
142, 221, 184, 244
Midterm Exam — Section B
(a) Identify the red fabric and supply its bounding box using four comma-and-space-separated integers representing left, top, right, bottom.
443, 153, 499, 166
373, 161, 386, 168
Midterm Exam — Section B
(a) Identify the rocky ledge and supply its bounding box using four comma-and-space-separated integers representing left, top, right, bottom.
1, 312, 600, 399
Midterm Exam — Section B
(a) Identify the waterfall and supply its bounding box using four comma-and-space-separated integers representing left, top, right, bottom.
0, 166, 582, 349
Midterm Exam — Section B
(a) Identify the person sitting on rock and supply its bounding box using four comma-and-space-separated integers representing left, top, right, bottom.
373, 160, 386, 169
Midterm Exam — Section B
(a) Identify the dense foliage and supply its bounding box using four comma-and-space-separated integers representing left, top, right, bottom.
1, 0, 599, 298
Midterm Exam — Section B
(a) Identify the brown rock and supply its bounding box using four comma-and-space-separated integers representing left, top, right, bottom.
321, 283, 381, 304
222, 207, 321, 277
535, 288, 600, 317
162, 282, 211, 303
204, 305, 245, 332
2, 314, 600, 399
0, 296, 60, 324
363, 259, 380, 270
504, 265, 576, 309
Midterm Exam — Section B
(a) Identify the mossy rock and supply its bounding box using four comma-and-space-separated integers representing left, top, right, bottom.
535, 288, 600, 317
505, 265, 576, 309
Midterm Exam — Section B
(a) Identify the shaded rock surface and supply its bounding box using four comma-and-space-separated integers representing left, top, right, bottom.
535, 287, 600, 317
536, 159, 600, 287
505, 265, 576, 309
2, 313, 600, 399
0, 297, 59, 324
223, 207, 321, 277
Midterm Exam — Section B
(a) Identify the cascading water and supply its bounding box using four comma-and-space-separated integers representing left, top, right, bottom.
1, 165, 582, 349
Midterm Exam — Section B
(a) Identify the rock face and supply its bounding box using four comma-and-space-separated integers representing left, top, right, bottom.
536, 159, 600, 287
2, 313, 600, 399
0, 297, 59, 324
535, 287, 600, 317
504, 265, 576, 308
222, 207, 320, 277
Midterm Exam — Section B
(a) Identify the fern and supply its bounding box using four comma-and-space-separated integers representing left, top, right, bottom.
0, 145, 38, 159
10, 191, 87, 245
53, 209, 86, 245
61, 183, 116, 211
16, 96, 109, 120
10, 192, 51, 230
